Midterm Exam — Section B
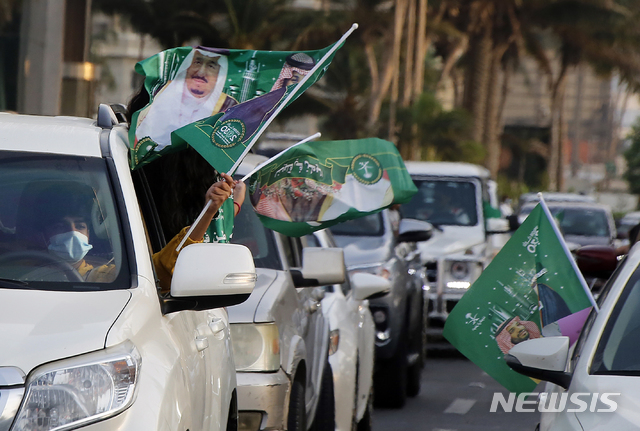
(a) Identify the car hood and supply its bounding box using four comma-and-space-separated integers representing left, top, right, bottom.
0, 289, 131, 375
416, 226, 486, 261
227, 269, 278, 323
332, 235, 391, 267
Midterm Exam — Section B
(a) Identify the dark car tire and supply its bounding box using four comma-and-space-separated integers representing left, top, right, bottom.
373, 340, 407, 409
288, 380, 307, 431
406, 306, 425, 397
310, 363, 335, 431
356, 388, 373, 431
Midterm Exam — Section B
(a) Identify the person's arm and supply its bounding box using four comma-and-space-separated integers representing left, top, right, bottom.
233, 180, 246, 216
188, 173, 235, 242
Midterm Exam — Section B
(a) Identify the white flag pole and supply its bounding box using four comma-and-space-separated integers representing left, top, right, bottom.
240, 132, 321, 182
538, 193, 599, 312
226, 23, 358, 176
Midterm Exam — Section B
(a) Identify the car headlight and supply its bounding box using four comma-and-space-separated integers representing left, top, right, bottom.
230, 323, 280, 372
12, 341, 140, 431
445, 259, 483, 289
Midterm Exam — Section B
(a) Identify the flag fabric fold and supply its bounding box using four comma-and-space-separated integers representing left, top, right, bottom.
246, 138, 417, 237
443, 202, 594, 393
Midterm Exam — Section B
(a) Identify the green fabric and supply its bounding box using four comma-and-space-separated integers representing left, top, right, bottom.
483, 201, 502, 219
129, 43, 343, 170
204, 198, 234, 244
247, 138, 417, 237
443, 203, 592, 394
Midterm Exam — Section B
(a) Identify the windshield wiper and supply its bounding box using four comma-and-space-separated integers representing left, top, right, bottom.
0, 278, 30, 288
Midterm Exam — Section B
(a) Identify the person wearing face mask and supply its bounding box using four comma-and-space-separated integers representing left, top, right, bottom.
38, 174, 245, 289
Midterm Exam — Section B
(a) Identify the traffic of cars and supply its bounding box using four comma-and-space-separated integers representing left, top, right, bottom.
1, 104, 633, 431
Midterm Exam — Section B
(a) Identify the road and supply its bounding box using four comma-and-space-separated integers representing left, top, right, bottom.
373, 350, 540, 431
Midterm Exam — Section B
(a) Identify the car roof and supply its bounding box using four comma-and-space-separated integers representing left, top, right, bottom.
522, 201, 612, 213
404, 161, 490, 179
0, 112, 103, 157
520, 192, 596, 204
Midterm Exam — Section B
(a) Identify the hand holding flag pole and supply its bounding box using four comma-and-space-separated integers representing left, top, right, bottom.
176, 132, 322, 252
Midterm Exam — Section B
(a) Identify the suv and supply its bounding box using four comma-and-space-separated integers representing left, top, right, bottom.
329, 209, 431, 408
401, 162, 509, 328
0, 106, 256, 431
227, 154, 345, 431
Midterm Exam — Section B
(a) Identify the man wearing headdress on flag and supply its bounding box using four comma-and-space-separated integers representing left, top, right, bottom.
271, 53, 316, 91
495, 316, 542, 355
136, 48, 238, 151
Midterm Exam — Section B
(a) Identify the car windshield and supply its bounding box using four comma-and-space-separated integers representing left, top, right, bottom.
0, 151, 129, 291
591, 264, 640, 375
550, 207, 610, 237
400, 179, 478, 226
231, 185, 282, 270
328, 212, 384, 236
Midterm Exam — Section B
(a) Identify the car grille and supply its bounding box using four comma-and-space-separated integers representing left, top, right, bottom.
425, 261, 437, 282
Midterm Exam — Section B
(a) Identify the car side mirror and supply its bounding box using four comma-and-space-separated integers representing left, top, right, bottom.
505, 336, 572, 389
506, 214, 520, 231
164, 243, 256, 314
575, 245, 619, 280
398, 218, 433, 243
292, 247, 346, 288
351, 272, 391, 301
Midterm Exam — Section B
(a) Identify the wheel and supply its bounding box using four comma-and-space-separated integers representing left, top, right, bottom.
356, 388, 373, 431
0, 250, 84, 282
288, 379, 307, 431
310, 363, 335, 431
406, 306, 425, 397
373, 340, 407, 409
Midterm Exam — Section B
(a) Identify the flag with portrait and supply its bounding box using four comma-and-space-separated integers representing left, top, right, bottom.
442, 201, 595, 393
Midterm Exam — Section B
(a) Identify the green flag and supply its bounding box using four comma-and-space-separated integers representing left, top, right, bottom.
170, 26, 356, 175
128, 25, 356, 170
443, 202, 593, 393
246, 138, 417, 237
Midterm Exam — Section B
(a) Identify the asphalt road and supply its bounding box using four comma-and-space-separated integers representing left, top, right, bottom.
372, 349, 541, 431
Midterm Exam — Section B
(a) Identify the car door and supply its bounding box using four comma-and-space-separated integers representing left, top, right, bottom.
281, 234, 327, 409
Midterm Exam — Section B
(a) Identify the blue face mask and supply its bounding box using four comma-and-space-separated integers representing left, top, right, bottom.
48, 231, 93, 263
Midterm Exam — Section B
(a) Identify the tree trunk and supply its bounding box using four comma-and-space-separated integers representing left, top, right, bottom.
548, 64, 568, 191
368, 0, 408, 131
387, 0, 408, 143
413, 0, 428, 97
463, 24, 492, 144
483, 44, 507, 178
402, 0, 416, 108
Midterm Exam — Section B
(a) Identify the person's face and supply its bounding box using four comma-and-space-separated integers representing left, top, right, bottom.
46, 216, 89, 242
283, 70, 305, 87
506, 320, 530, 344
185, 52, 220, 98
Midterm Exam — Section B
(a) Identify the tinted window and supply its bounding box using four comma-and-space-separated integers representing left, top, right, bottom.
231, 194, 282, 270
591, 264, 640, 375
0, 152, 129, 290
329, 212, 383, 236
551, 207, 610, 237
401, 179, 478, 226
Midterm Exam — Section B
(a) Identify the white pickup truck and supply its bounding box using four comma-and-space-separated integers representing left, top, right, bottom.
401, 162, 510, 328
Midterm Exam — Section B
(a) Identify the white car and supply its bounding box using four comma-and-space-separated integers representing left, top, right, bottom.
506, 242, 640, 430
309, 229, 390, 431
0, 106, 255, 431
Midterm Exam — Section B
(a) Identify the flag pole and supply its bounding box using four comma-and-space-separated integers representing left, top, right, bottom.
538, 193, 599, 312
240, 132, 321, 182
226, 23, 359, 176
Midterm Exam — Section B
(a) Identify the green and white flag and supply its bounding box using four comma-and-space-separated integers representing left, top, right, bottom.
129, 25, 356, 170
246, 138, 417, 237
443, 200, 595, 393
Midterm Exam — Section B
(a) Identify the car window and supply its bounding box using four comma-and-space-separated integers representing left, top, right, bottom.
551, 207, 610, 238
400, 179, 478, 226
0, 151, 129, 290
329, 212, 384, 236
231, 196, 282, 270
590, 263, 640, 375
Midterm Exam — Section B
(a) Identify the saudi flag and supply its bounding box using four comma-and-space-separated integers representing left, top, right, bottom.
129, 24, 357, 170
170, 26, 357, 175
443, 201, 595, 393
246, 138, 417, 237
